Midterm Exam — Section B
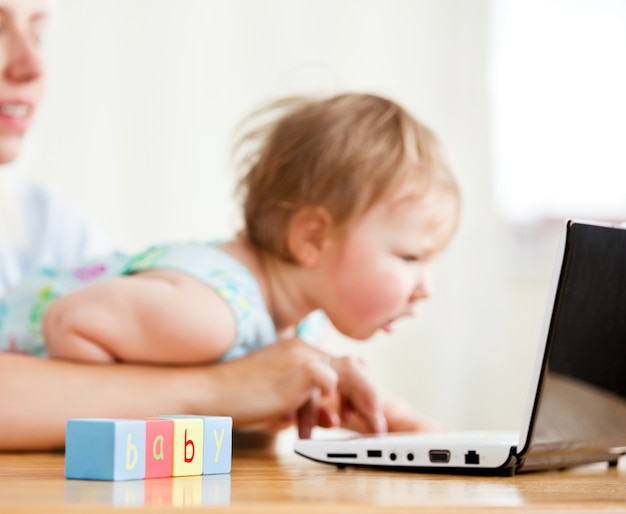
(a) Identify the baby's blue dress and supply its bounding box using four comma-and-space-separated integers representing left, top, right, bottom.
0, 242, 327, 359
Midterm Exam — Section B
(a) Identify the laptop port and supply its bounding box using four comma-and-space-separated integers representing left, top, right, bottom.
465, 450, 480, 465
367, 450, 382, 458
428, 450, 451, 463
327, 453, 357, 459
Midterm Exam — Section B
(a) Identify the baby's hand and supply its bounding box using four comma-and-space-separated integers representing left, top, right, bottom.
297, 354, 387, 439
297, 355, 442, 438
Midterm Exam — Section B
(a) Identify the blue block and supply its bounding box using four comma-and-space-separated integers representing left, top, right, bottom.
65, 419, 146, 480
200, 416, 232, 475
161, 415, 232, 474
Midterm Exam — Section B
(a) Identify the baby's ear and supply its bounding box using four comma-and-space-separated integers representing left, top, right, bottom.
287, 206, 333, 267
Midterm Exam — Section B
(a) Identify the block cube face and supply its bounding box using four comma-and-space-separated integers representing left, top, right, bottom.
65, 419, 146, 480
113, 421, 146, 480
65, 420, 115, 480
145, 418, 174, 479
168, 418, 204, 477
201, 417, 233, 475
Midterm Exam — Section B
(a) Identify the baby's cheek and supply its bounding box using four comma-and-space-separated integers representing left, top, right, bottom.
328, 249, 403, 319
340, 281, 400, 318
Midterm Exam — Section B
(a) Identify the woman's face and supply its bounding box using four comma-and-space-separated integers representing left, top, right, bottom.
0, 0, 47, 163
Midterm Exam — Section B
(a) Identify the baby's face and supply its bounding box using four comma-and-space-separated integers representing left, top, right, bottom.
319, 183, 458, 340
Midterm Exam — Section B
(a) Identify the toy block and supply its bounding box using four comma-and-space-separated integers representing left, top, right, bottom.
199, 416, 232, 475
144, 418, 174, 478
161, 416, 204, 477
65, 415, 232, 481
65, 419, 146, 480
163, 415, 232, 474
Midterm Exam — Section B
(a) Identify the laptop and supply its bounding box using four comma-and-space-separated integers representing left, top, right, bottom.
295, 219, 626, 475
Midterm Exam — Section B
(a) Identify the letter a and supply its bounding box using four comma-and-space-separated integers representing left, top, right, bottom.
126, 433, 138, 470
153, 435, 165, 461
184, 429, 195, 463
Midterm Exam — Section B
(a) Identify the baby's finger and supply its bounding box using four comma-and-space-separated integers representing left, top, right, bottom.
295, 356, 338, 438
340, 397, 354, 423
298, 395, 340, 438
317, 404, 340, 428
336, 357, 387, 434
297, 390, 320, 439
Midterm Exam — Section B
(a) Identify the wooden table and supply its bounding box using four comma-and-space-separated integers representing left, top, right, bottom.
1, 445, 625, 513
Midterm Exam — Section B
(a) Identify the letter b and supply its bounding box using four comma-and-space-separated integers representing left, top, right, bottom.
126, 433, 138, 470
184, 429, 195, 463
167, 417, 203, 476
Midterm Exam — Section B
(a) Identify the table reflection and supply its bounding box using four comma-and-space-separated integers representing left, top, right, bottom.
63, 473, 230, 507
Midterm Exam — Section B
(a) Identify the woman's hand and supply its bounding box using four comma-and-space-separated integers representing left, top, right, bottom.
296, 354, 387, 439
199, 338, 391, 439
198, 338, 338, 431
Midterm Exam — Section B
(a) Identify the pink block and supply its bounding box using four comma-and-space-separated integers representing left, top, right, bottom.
144, 418, 174, 478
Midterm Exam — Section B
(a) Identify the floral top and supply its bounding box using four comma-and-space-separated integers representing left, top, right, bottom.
0, 242, 327, 359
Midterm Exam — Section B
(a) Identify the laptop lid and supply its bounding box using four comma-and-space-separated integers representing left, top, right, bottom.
515, 219, 626, 471
295, 219, 626, 475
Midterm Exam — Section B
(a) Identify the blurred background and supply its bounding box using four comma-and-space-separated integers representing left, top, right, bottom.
17, 0, 626, 431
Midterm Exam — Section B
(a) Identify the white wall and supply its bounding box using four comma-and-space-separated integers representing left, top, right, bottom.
21, 0, 557, 431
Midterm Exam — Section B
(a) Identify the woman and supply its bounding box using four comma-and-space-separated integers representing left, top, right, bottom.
0, 0, 111, 296
0, 0, 426, 451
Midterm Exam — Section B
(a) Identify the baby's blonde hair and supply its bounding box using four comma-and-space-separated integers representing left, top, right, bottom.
234, 93, 460, 261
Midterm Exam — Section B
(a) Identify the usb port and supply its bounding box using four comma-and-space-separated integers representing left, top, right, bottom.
367, 450, 382, 458
428, 449, 451, 463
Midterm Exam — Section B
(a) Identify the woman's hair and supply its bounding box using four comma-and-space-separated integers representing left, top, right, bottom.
233, 93, 460, 262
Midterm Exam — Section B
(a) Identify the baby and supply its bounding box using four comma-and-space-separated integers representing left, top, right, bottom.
0, 93, 460, 436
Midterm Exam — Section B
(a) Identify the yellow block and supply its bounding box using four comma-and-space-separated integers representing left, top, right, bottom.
168, 418, 204, 477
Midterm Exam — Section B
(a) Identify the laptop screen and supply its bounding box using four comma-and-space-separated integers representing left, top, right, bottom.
528, 221, 626, 457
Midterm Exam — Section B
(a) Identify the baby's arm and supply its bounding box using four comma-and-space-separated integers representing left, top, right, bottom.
43, 269, 236, 364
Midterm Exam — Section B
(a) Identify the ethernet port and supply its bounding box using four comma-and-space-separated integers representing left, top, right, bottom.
465, 450, 480, 465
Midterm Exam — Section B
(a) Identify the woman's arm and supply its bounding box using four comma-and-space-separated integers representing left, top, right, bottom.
1, 337, 419, 451
0, 338, 339, 451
